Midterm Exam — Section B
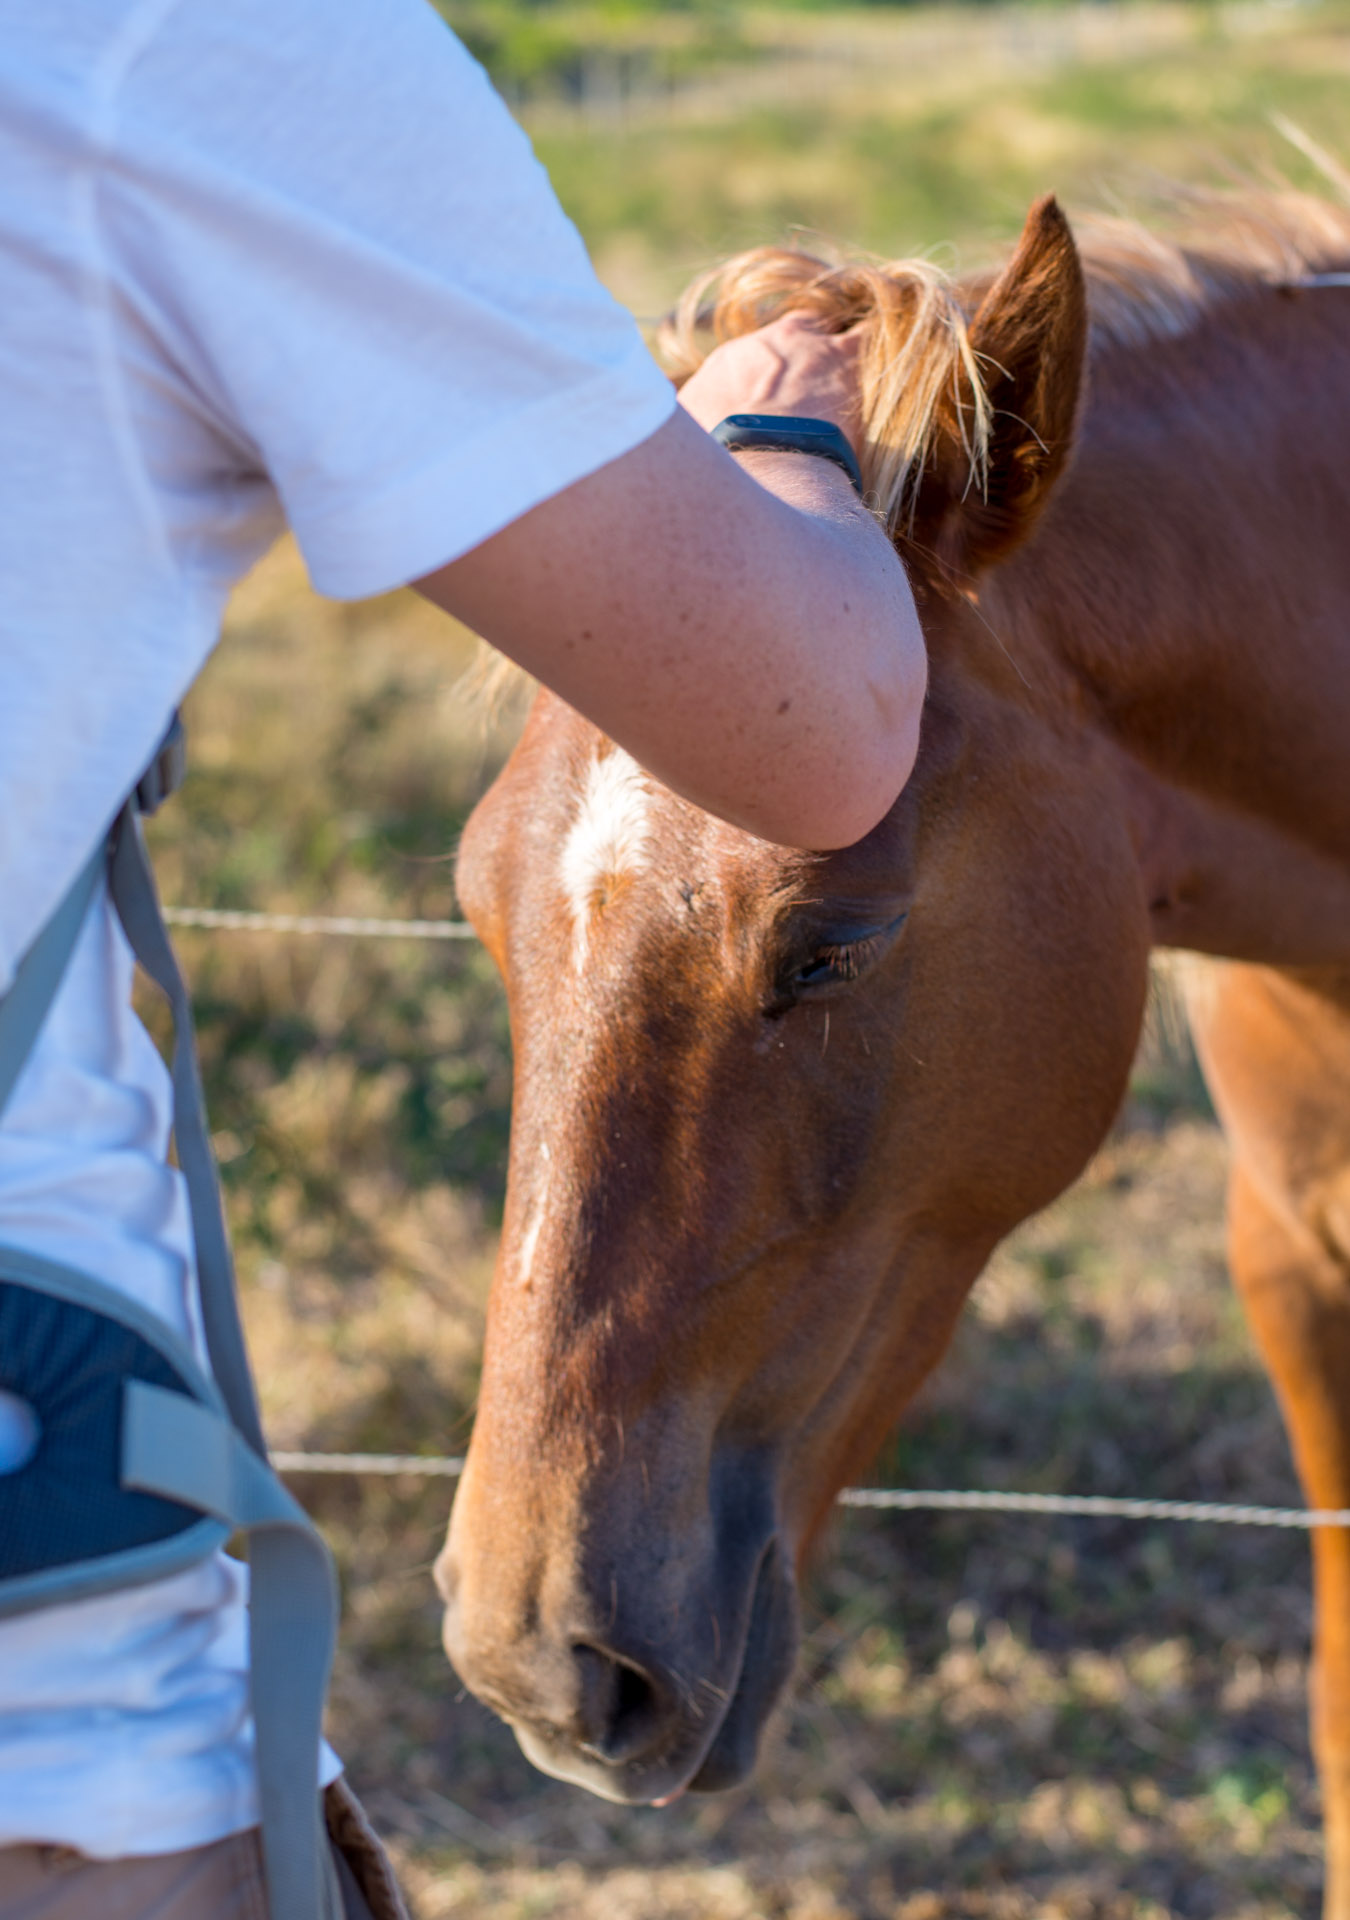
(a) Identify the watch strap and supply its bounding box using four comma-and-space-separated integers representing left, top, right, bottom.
711, 414, 864, 498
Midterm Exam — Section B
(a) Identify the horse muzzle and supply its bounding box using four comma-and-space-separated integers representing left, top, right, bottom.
435, 1454, 798, 1804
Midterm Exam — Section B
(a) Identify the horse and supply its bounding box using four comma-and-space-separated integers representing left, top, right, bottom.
433, 187, 1350, 1912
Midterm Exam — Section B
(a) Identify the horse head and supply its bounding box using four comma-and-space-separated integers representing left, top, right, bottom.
435, 197, 1152, 1804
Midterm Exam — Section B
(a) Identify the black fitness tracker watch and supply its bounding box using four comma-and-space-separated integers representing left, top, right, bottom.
711, 413, 864, 498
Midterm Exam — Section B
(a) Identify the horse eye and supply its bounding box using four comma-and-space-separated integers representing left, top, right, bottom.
769, 912, 907, 1015
772, 936, 879, 1010
793, 946, 858, 989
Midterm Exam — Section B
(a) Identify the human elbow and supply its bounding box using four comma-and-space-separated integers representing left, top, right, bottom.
813, 697, 922, 849
817, 613, 927, 846
759, 654, 925, 852
798, 550, 928, 848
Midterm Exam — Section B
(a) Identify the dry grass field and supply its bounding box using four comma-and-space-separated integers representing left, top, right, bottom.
142, 4, 1350, 1911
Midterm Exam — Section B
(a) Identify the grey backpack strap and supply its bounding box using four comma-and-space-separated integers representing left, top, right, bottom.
123, 1382, 342, 1920
105, 799, 343, 1920
0, 716, 187, 1125
107, 801, 266, 1457
0, 837, 107, 1124
0, 725, 345, 1920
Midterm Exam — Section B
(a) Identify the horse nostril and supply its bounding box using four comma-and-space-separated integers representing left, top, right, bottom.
572, 1644, 664, 1765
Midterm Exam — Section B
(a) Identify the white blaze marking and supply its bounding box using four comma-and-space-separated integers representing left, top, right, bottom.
516, 1180, 548, 1281
560, 747, 652, 962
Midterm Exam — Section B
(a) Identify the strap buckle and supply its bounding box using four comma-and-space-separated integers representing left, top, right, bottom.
134, 712, 187, 817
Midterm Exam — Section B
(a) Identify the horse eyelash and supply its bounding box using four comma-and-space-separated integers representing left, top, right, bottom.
803, 932, 885, 983
767, 920, 902, 1015
815, 940, 871, 978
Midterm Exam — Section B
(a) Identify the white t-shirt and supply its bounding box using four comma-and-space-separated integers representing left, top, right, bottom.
0, 0, 674, 1860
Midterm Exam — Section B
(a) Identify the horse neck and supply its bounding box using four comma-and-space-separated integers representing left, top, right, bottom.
989, 289, 1350, 868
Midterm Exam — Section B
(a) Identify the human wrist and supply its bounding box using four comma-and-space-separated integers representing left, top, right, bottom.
732, 445, 861, 518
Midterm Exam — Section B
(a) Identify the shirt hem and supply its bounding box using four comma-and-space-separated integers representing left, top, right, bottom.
294, 340, 676, 600
0, 1744, 344, 1861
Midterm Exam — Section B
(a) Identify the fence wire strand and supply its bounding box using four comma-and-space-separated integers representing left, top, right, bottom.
268, 1452, 1348, 1530
164, 907, 475, 939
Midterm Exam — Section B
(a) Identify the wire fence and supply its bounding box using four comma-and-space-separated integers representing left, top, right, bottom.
267, 1450, 1350, 1531
164, 907, 476, 940
170, 903, 1341, 1538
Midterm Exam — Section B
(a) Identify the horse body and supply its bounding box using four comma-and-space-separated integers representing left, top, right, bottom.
437, 193, 1350, 1909
987, 286, 1350, 966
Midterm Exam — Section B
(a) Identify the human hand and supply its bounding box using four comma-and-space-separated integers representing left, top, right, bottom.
676, 312, 863, 451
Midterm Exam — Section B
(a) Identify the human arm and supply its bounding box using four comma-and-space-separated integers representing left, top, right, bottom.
415, 317, 926, 851
102, 0, 922, 849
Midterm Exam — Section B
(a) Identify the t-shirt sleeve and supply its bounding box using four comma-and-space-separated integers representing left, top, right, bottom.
102, 0, 676, 599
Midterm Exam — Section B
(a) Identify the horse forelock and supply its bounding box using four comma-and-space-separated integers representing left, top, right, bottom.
560, 742, 653, 962
657, 180, 1350, 535
660, 248, 990, 543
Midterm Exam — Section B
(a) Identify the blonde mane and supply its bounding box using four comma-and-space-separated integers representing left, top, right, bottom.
470, 182, 1350, 704
659, 250, 991, 542
658, 183, 1350, 543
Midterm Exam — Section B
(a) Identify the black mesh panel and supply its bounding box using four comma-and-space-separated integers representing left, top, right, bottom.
0, 1277, 203, 1578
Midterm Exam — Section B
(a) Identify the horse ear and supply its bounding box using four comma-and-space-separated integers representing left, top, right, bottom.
920, 195, 1087, 586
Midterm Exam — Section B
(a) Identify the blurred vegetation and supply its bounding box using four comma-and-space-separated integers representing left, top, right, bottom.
429, 0, 1350, 318
145, 3, 1350, 1908
435, 0, 758, 109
